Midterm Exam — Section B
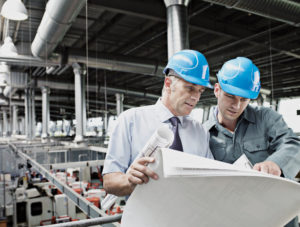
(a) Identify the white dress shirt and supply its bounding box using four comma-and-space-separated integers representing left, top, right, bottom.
103, 99, 213, 174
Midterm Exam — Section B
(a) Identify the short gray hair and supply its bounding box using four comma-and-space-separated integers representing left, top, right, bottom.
162, 69, 180, 95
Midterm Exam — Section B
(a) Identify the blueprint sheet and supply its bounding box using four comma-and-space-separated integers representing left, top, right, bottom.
121, 148, 300, 227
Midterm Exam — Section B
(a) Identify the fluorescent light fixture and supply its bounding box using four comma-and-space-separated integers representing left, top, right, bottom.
1, 0, 28, 21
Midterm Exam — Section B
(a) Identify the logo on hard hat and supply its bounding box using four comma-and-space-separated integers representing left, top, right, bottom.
252, 71, 260, 85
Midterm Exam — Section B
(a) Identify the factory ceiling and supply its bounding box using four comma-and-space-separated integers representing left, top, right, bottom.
1, 0, 300, 121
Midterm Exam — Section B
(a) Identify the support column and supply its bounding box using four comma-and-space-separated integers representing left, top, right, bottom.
41, 86, 50, 142
12, 105, 18, 135
31, 89, 36, 138
202, 106, 210, 123
2, 110, 7, 137
115, 93, 124, 116
73, 63, 86, 143
164, 0, 190, 59
19, 117, 25, 135
25, 88, 33, 139
0, 118, 2, 136
257, 94, 265, 106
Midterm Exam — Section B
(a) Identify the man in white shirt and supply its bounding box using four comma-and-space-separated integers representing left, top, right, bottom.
103, 49, 213, 196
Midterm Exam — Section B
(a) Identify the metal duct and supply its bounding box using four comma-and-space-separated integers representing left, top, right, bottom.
0, 48, 167, 76
31, 0, 86, 58
36, 80, 160, 100
164, 0, 190, 58
202, 0, 300, 27
68, 50, 166, 77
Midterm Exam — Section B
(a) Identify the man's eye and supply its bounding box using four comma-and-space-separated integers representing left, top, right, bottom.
186, 86, 193, 91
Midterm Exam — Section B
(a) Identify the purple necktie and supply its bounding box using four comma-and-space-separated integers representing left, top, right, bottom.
169, 117, 183, 152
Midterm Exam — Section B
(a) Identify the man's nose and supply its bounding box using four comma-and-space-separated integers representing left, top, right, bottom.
232, 98, 241, 109
191, 92, 200, 101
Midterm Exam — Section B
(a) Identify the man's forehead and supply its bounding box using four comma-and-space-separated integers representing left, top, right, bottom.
181, 79, 205, 89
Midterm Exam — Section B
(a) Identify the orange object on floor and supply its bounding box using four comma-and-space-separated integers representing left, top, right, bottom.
86, 197, 100, 208
73, 188, 83, 194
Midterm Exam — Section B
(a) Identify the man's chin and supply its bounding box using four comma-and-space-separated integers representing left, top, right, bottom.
225, 113, 239, 121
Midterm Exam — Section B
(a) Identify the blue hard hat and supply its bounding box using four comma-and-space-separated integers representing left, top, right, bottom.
163, 49, 212, 88
217, 57, 261, 99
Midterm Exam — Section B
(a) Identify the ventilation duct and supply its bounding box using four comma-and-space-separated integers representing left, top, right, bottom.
31, 0, 85, 58
164, 0, 190, 58
202, 0, 300, 27
68, 50, 166, 77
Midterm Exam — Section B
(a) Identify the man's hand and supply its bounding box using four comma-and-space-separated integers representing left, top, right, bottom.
126, 157, 159, 186
253, 161, 281, 176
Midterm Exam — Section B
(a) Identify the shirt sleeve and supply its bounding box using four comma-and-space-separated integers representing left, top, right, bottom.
264, 109, 300, 179
102, 110, 134, 175
205, 130, 214, 160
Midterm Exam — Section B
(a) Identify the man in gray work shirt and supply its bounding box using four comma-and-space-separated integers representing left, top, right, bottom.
204, 57, 300, 227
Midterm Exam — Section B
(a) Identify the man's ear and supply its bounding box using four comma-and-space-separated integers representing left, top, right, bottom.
214, 83, 220, 98
164, 77, 172, 92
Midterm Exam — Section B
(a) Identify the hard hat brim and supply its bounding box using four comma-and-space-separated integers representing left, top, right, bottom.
164, 67, 213, 89
219, 81, 260, 99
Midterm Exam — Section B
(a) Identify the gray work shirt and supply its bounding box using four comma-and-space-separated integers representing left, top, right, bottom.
204, 105, 300, 180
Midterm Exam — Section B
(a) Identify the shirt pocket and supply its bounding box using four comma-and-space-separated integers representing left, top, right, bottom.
243, 138, 269, 162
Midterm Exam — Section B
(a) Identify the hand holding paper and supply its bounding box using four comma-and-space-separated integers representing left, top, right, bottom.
101, 125, 173, 210
126, 156, 158, 185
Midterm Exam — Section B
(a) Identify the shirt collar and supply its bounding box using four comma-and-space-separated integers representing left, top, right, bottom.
206, 105, 255, 131
242, 105, 255, 123
205, 106, 218, 131
155, 98, 185, 125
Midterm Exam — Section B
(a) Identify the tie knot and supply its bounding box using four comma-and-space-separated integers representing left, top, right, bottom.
169, 117, 180, 127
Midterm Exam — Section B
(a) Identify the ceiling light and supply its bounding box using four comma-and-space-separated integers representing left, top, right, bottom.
1, 0, 28, 21
0, 36, 18, 56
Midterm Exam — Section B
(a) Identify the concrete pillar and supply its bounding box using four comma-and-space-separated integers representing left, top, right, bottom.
31, 89, 36, 138
164, 0, 190, 59
257, 94, 265, 106
0, 119, 2, 136
25, 88, 30, 139
41, 86, 50, 141
12, 105, 18, 135
82, 73, 87, 137
103, 112, 108, 136
19, 117, 25, 135
202, 106, 210, 123
115, 93, 124, 116
73, 63, 85, 143
2, 110, 7, 137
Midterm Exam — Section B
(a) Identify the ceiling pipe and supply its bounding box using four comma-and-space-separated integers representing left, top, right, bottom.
0, 50, 167, 76
164, 0, 190, 59
36, 80, 160, 100
68, 49, 166, 77
202, 0, 300, 27
31, 0, 86, 58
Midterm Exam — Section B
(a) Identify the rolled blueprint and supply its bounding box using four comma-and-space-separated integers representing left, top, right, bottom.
136, 124, 174, 159
101, 124, 174, 211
